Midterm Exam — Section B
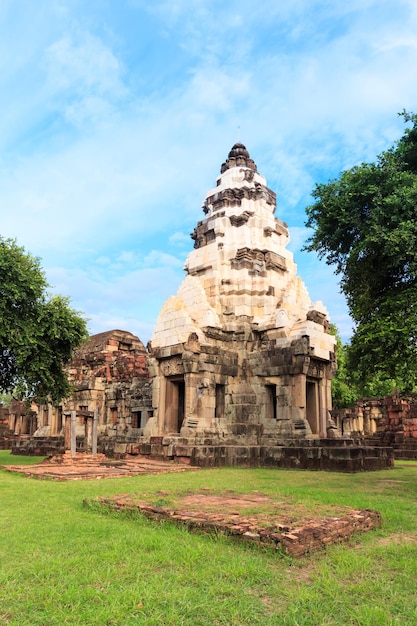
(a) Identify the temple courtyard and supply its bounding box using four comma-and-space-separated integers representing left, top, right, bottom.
2, 452, 380, 558
1, 451, 417, 624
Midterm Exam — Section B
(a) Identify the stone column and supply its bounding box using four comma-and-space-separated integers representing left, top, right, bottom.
85, 418, 91, 451
64, 413, 70, 449
157, 375, 166, 434
363, 407, 371, 435
319, 380, 327, 438
293, 374, 306, 418
276, 385, 293, 438
70, 411, 77, 458
92, 410, 98, 457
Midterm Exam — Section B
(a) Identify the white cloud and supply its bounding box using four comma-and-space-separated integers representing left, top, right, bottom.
143, 250, 185, 269
287, 227, 310, 254
169, 231, 191, 247
64, 96, 116, 128
46, 34, 123, 94
45, 31, 128, 126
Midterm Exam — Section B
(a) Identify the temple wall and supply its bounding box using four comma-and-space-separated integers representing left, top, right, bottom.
332, 394, 417, 459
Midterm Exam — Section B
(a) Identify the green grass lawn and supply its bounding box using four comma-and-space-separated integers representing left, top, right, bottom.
0, 450, 46, 466
1, 452, 417, 625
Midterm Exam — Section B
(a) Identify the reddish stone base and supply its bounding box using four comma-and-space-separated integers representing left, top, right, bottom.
89, 491, 382, 557
2, 452, 198, 481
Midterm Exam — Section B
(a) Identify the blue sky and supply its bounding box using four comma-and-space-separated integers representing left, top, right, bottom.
2, 0, 417, 344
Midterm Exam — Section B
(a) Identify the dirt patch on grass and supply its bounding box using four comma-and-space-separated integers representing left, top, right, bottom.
182, 491, 272, 510
87, 489, 382, 557
378, 480, 406, 484
377, 532, 417, 546
156, 488, 353, 523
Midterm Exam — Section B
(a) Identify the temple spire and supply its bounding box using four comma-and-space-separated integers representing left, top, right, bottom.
220, 143, 257, 173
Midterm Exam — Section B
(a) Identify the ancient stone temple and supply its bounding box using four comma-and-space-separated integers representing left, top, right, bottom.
8, 144, 394, 470
11, 330, 153, 457
140, 143, 346, 465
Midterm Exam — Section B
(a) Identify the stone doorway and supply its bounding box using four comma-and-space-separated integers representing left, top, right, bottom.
165, 377, 185, 433
306, 380, 320, 435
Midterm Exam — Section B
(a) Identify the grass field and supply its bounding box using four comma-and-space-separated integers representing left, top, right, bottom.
1, 451, 417, 625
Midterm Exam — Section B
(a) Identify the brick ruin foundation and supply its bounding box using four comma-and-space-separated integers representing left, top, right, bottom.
89, 491, 382, 557
4, 144, 396, 471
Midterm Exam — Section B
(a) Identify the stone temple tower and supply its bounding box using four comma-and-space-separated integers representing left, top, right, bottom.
145, 143, 336, 461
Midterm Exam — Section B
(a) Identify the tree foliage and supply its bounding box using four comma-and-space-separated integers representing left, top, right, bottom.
329, 325, 357, 408
0, 238, 88, 403
305, 112, 417, 393
330, 324, 397, 406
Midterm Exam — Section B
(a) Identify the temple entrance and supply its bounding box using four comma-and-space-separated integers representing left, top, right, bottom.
306, 380, 320, 435
21, 413, 37, 435
63, 410, 98, 458
165, 376, 185, 433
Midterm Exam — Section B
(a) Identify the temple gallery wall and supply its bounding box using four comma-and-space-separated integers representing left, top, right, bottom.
6, 144, 394, 471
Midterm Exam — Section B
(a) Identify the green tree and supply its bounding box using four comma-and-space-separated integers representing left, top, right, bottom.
329, 324, 357, 408
305, 112, 417, 393
0, 237, 88, 403
330, 324, 396, 405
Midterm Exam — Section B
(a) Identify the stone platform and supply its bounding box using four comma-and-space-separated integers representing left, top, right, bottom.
127, 437, 394, 472
88, 490, 382, 557
1, 452, 199, 481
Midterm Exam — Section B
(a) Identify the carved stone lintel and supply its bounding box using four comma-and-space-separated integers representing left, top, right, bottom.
308, 360, 326, 379
160, 356, 184, 377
